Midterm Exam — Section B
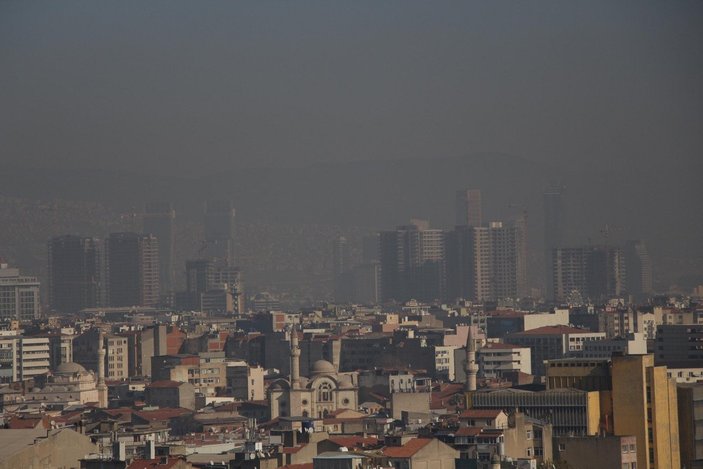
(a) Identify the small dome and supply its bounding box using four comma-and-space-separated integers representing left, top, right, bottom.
55, 362, 87, 376
338, 375, 353, 388
310, 360, 336, 375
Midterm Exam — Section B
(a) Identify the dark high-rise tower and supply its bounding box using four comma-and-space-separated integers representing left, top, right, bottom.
552, 246, 625, 303
379, 220, 445, 303
106, 233, 160, 307
204, 200, 236, 266
544, 187, 564, 301
624, 240, 653, 300
143, 202, 175, 294
455, 189, 482, 227
48, 235, 104, 313
445, 220, 526, 303
332, 236, 352, 302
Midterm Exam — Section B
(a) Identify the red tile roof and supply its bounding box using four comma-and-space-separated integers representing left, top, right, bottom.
455, 426, 483, 437
281, 444, 307, 454
383, 438, 432, 458
6, 415, 49, 429
135, 407, 192, 421
327, 436, 378, 449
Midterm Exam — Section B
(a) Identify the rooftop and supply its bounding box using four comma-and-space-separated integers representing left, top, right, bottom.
510, 325, 591, 336
383, 438, 432, 458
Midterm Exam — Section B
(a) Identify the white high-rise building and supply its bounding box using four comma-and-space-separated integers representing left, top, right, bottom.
0, 263, 40, 322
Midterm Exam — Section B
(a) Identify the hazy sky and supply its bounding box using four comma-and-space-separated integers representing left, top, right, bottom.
1, 1, 701, 175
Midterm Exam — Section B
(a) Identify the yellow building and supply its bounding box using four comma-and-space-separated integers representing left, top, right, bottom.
612, 354, 680, 469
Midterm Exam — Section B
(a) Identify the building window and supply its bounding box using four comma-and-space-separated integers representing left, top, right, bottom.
318, 382, 332, 402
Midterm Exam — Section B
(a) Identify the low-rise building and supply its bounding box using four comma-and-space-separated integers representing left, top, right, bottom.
382, 437, 458, 469
226, 362, 265, 401
145, 380, 196, 410
555, 435, 638, 469
476, 342, 531, 378
506, 326, 606, 376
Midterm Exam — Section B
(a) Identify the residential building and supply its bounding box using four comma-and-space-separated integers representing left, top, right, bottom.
581, 332, 647, 359
105, 334, 129, 380
18, 336, 51, 381
455, 188, 482, 227
143, 202, 176, 294
226, 362, 265, 401
552, 246, 626, 303
506, 326, 606, 376
48, 235, 103, 313
379, 220, 445, 303
655, 324, 703, 368
445, 220, 527, 303
145, 380, 196, 410
612, 354, 680, 469
677, 383, 703, 469
624, 239, 653, 301
0, 263, 40, 322
555, 435, 638, 469
106, 232, 160, 307
476, 342, 532, 378
485, 308, 569, 338
544, 186, 565, 301
204, 199, 236, 266
47, 328, 75, 370
382, 437, 459, 469
151, 354, 226, 396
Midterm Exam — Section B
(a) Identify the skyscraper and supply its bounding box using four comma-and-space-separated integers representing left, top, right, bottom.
552, 246, 626, 303
624, 240, 653, 300
48, 235, 104, 313
379, 220, 445, 303
143, 202, 175, 294
445, 220, 526, 303
544, 187, 564, 301
332, 236, 352, 302
106, 233, 160, 307
204, 200, 236, 266
455, 189, 482, 227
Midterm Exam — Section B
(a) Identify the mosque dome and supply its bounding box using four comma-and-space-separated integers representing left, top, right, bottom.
338, 375, 354, 388
310, 360, 336, 375
55, 362, 87, 376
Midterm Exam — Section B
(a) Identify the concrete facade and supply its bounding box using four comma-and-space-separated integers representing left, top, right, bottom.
612, 354, 680, 469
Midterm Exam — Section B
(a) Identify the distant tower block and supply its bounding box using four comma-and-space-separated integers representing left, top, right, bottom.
204, 200, 236, 266
455, 189, 482, 227
143, 202, 175, 294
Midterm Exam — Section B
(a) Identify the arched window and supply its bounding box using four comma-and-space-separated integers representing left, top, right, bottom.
318, 382, 333, 402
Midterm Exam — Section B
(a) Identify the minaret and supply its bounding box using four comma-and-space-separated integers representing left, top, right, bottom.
97, 330, 108, 408
290, 326, 301, 390
464, 323, 478, 392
